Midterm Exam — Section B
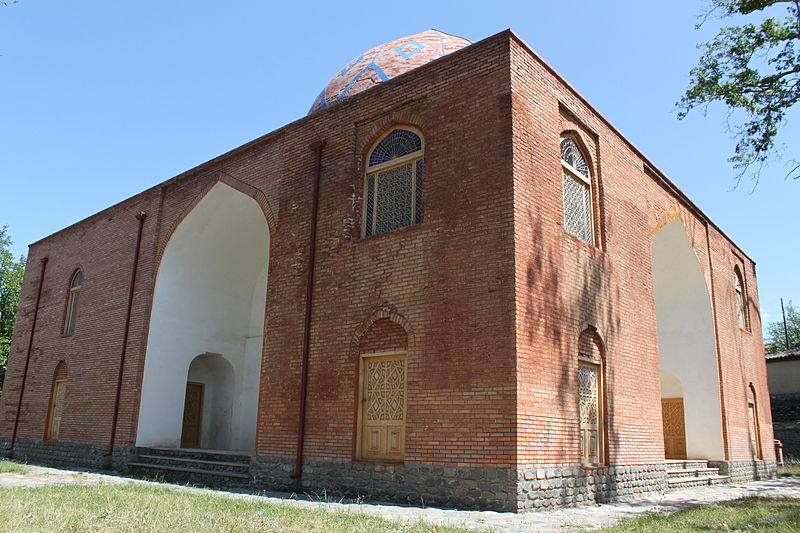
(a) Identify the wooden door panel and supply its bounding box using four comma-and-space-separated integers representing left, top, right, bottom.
361, 355, 406, 461
180, 382, 204, 449
662, 397, 687, 460
578, 363, 601, 464
748, 402, 761, 459
47, 380, 67, 440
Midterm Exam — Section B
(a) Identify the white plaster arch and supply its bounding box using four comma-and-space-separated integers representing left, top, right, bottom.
136, 182, 269, 452
652, 219, 724, 460
659, 371, 683, 398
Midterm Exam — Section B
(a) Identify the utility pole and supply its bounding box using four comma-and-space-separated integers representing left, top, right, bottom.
781, 298, 791, 350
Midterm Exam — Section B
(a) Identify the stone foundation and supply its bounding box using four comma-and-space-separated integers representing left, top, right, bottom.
708, 460, 777, 483
252, 456, 519, 511
0, 440, 777, 512
516, 464, 668, 510
252, 458, 670, 512
0, 437, 136, 471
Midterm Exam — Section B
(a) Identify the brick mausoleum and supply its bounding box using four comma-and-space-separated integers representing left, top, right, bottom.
0, 29, 776, 512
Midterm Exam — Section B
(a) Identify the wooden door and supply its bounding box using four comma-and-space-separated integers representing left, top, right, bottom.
748, 402, 761, 459
661, 397, 687, 459
180, 382, 204, 448
578, 362, 602, 464
46, 380, 67, 440
361, 354, 406, 461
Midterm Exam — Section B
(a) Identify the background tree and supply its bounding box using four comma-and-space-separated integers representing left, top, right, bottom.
679, 0, 800, 185
0, 226, 26, 391
765, 300, 800, 353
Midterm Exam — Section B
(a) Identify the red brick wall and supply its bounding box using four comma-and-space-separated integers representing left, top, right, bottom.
0, 30, 773, 475
0, 32, 519, 468
510, 32, 773, 469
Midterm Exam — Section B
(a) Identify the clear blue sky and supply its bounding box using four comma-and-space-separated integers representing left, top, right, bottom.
0, 1, 796, 335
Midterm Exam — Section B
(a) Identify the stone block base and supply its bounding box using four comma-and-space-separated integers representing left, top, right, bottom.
252, 458, 670, 512
516, 464, 668, 510
708, 460, 778, 483
1, 440, 775, 513
0, 437, 136, 471
252, 456, 519, 511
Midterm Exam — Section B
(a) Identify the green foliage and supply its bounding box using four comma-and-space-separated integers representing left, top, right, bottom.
678, 0, 800, 185
765, 300, 800, 353
601, 497, 800, 532
0, 459, 27, 474
0, 225, 26, 391
0, 483, 475, 532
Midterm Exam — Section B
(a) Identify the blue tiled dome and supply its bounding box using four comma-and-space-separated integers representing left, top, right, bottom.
308, 30, 471, 115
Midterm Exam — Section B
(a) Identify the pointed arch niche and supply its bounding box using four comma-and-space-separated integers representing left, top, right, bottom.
651, 219, 724, 460
136, 182, 269, 452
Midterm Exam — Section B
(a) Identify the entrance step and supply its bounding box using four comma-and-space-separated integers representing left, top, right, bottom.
129, 447, 252, 487
665, 459, 731, 490
665, 459, 710, 471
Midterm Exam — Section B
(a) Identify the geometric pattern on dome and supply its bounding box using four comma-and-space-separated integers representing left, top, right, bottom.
560, 138, 589, 177
368, 129, 422, 167
309, 30, 472, 115
394, 40, 425, 59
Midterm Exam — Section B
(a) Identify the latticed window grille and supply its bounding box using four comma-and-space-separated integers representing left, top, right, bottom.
364, 128, 423, 237
734, 266, 748, 330
63, 269, 82, 335
560, 138, 594, 245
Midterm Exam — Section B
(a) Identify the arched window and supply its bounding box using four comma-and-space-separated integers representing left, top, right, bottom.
560, 138, 595, 245
364, 128, 424, 237
45, 362, 68, 441
734, 266, 749, 330
63, 269, 82, 335
578, 328, 605, 465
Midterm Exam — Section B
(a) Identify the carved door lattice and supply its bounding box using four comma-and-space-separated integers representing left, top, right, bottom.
578, 362, 601, 464
362, 355, 406, 461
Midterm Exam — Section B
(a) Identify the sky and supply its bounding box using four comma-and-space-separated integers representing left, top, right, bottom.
0, 1, 797, 336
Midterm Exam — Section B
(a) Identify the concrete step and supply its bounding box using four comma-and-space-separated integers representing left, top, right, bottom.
665, 459, 710, 471
137, 454, 250, 473
143, 447, 251, 465
128, 462, 251, 483
667, 467, 721, 479
666, 474, 731, 489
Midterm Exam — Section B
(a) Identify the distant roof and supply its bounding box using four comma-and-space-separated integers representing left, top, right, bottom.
766, 347, 800, 361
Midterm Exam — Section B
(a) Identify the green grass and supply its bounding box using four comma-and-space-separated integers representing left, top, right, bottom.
600, 497, 800, 532
0, 483, 476, 532
0, 459, 28, 474
778, 463, 800, 478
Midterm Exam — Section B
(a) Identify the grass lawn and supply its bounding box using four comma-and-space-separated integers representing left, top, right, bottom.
0, 483, 476, 533
600, 497, 800, 532
779, 463, 800, 478
0, 459, 28, 474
